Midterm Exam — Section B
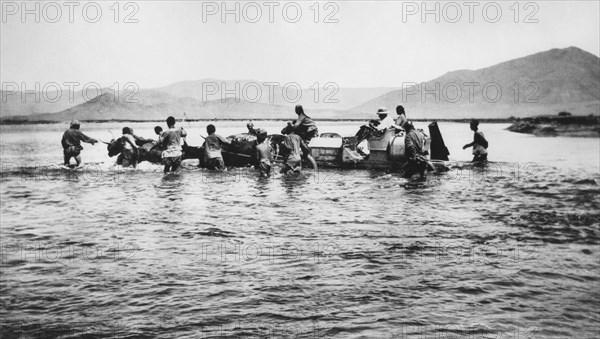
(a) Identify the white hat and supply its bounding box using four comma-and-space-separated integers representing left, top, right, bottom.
376, 107, 389, 115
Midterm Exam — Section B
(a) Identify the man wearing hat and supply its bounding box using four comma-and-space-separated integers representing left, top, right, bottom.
375, 107, 396, 131
61, 120, 98, 167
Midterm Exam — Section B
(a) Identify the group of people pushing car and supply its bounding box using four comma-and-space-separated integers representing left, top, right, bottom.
60, 104, 488, 177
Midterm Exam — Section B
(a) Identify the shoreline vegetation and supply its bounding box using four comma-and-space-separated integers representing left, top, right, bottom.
507, 114, 599, 137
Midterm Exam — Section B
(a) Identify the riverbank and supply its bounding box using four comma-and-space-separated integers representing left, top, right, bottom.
507, 115, 599, 137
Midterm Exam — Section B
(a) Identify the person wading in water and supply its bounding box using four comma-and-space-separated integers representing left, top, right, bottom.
254, 130, 271, 177
404, 122, 429, 180
463, 119, 488, 163
159, 116, 187, 173
117, 127, 139, 169
61, 120, 98, 168
203, 124, 231, 171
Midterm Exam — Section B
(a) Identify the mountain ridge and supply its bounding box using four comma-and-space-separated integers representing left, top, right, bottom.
2, 46, 598, 122
351, 46, 599, 119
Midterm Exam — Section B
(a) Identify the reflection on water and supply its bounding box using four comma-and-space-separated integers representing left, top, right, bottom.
1, 122, 599, 338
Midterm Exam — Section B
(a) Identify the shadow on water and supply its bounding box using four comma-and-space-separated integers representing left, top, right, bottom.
160, 172, 183, 183
280, 171, 312, 194
249, 174, 275, 198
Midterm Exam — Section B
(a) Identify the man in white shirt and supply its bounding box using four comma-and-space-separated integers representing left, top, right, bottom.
376, 107, 396, 130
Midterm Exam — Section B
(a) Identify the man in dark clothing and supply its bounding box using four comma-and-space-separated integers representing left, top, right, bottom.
61, 120, 97, 167
404, 122, 429, 179
463, 119, 488, 163
291, 105, 318, 143
280, 132, 309, 174
203, 124, 231, 171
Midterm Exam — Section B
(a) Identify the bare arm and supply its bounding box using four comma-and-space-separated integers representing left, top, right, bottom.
132, 133, 150, 146
463, 133, 476, 149
219, 135, 231, 145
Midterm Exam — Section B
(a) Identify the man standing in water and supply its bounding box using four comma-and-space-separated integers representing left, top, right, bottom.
404, 122, 429, 180
255, 130, 271, 177
280, 130, 311, 174
463, 119, 488, 163
117, 127, 139, 169
203, 124, 231, 171
61, 120, 98, 168
159, 116, 187, 173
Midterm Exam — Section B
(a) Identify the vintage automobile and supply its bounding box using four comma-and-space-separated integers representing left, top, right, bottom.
307, 122, 449, 170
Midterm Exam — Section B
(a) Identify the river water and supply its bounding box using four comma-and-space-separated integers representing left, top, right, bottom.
0, 121, 598, 338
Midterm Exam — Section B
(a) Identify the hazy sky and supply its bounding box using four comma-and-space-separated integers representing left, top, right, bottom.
1, 0, 599, 89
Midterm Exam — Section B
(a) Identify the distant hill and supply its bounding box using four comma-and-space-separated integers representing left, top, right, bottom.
3, 47, 598, 122
6, 91, 302, 122
1, 88, 91, 117
351, 46, 600, 119
154, 79, 396, 111
0, 80, 394, 119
